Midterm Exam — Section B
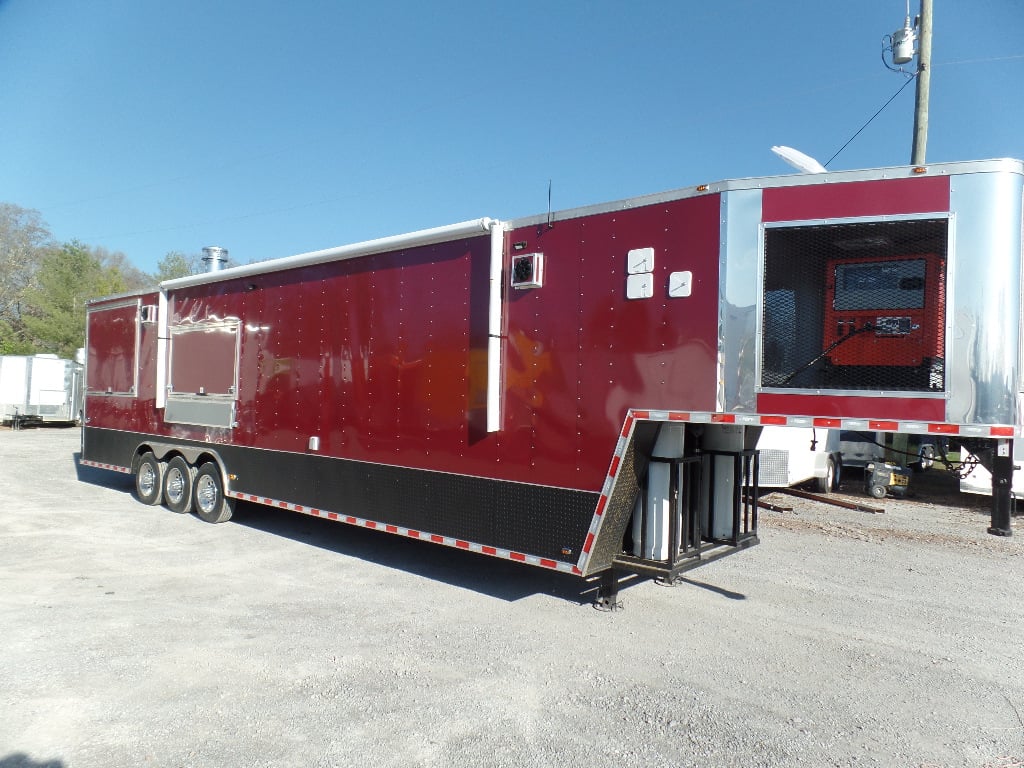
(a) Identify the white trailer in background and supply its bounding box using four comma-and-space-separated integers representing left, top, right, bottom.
960, 439, 1024, 498
0, 354, 84, 427
755, 426, 842, 493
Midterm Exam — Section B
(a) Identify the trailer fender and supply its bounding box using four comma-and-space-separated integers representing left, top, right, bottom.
142, 441, 225, 472
134, 442, 232, 498
132, 441, 234, 521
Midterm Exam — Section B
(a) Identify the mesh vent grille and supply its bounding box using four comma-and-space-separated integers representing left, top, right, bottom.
757, 449, 790, 486
761, 218, 947, 392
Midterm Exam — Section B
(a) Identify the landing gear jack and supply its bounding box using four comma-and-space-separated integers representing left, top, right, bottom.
988, 441, 1014, 537
595, 569, 623, 611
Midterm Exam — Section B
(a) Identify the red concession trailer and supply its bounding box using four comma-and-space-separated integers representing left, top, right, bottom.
81, 159, 1024, 602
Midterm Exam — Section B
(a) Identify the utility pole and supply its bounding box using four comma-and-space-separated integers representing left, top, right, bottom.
910, 0, 933, 165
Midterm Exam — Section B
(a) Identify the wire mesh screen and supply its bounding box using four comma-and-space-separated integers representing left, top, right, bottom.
761, 218, 948, 392
756, 449, 790, 486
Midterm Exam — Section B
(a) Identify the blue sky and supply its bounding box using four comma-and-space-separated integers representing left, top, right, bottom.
1, 0, 1022, 275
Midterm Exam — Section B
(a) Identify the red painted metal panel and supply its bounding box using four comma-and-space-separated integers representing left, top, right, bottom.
148, 239, 506, 475
762, 175, 949, 222
86, 302, 137, 395
86, 193, 722, 495
85, 294, 165, 433
135, 316, 160, 405
85, 178, 970, 501
757, 392, 945, 422
170, 325, 237, 395
501, 193, 722, 487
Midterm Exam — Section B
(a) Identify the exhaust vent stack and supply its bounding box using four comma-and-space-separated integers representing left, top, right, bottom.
202, 246, 228, 273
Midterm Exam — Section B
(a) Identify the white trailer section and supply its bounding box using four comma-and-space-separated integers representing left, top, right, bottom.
0, 354, 84, 426
755, 426, 841, 493
960, 439, 1024, 497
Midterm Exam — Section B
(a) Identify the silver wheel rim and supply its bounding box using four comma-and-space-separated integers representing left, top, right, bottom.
166, 468, 185, 505
196, 474, 218, 515
139, 463, 156, 497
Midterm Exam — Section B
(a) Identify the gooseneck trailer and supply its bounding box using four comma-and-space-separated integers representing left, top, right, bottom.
81, 159, 1023, 601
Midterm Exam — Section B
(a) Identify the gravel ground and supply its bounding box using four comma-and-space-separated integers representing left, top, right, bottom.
1, 427, 1022, 768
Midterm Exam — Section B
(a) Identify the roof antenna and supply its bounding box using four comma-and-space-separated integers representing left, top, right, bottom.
546, 179, 554, 229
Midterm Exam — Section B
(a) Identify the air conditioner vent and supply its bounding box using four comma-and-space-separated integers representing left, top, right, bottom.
510, 253, 544, 290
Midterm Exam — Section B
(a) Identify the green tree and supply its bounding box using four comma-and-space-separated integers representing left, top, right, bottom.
153, 250, 201, 282
95, 246, 152, 291
22, 241, 129, 359
0, 202, 54, 353
0, 318, 36, 355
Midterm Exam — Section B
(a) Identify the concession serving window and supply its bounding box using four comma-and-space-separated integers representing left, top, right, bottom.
165, 321, 240, 428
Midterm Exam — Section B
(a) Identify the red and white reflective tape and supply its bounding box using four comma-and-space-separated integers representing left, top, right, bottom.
79, 459, 132, 474
574, 407, 1020, 574
224, 489, 581, 575
625, 409, 1019, 438
78, 456, 580, 575
575, 413, 637, 574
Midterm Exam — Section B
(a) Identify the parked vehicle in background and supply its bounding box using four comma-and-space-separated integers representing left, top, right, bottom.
0, 353, 84, 427
837, 431, 885, 470
837, 430, 940, 473
756, 427, 841, 493
959, 438, 1024, 497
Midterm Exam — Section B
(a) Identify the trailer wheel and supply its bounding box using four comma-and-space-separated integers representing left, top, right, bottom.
163, 456, 194, 514
815, 458, 836, 495
913, 445, 935, 473
133, 452, 164, 506
192, 462, 234, 524
868, 484, 887, 500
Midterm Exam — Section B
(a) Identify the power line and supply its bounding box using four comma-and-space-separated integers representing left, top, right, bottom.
825, 73, 918, 168
933, 53, 1024, 67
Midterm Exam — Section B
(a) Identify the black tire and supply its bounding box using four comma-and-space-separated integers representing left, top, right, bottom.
192, 462, 234, 524
914, 445, 935, 473
163, 456, 194, 514
868, 484, 887, 500
133, 452, 164, 506
815, 458, 836, 494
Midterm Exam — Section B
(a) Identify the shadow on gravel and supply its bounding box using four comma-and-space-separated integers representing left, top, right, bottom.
830, 465, 1015, 520
671, 576, 746, 601
68, 450, 738, 606
71, 451, 133, 493
231, 499, 651, 606
0, 754, 65, 768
